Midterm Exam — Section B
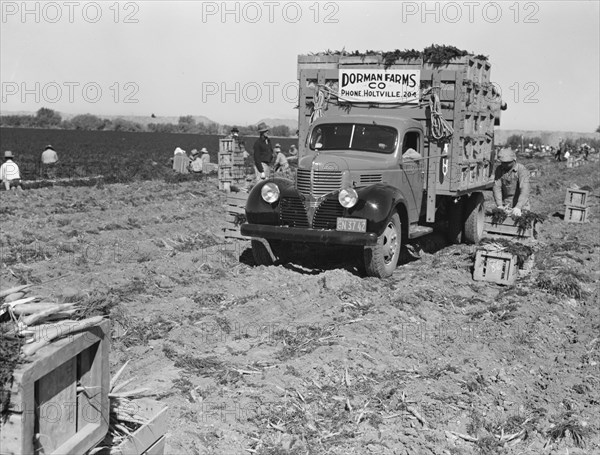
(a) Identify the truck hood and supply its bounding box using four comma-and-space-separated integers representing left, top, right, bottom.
299, 150, 393, 172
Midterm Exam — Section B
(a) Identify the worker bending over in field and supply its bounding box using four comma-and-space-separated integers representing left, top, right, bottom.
493, 148, 530, 217
273, 144, 292, 179
1, 151, 23, 191
40, 145, 58, 179
253, 122, 273, 181
189, 149, 203, 173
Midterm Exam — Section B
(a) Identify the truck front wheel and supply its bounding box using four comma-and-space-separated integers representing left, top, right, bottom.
364, 212, 401, 278
251, 239, 275, 266
463, 192, 485, 244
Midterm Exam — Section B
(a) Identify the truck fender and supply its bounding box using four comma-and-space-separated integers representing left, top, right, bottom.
245, 178, 294, 225
348, 183, 409, 236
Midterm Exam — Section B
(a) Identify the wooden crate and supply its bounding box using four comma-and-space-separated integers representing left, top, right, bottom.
1, 320, 110, 455
105, 399, 168, 455
565, 206, 589, 223
564, 188, 589, 208
224, 191, 249, 240
484, 215, 536, 239
473, 250, 518, 285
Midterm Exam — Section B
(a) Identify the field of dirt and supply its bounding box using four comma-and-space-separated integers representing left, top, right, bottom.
1, 157, 599, 455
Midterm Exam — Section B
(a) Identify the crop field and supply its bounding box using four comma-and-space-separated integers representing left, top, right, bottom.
1, 150, 599, 454
0, 128, 299, 183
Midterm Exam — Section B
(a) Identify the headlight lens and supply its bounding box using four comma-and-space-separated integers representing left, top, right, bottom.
261, 182, 280, 203
338, 188, 358, 208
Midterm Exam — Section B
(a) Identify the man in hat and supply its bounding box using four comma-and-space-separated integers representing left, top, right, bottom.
41, 145, 59, 179
493, 148, 530, 217
200, 148, 211, 164
1, 151, 23, 190
253, 122, 273, 180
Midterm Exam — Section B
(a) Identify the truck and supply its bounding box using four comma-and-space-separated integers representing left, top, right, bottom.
241, 48, 506, 277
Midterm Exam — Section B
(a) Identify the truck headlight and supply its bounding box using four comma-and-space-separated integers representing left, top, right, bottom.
261, 182, 280, 203
338, 188, 358, 208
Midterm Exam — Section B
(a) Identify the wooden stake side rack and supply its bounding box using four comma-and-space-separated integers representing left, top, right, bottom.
1, 319, 110, 455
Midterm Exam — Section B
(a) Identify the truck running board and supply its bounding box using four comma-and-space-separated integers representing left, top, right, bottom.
408, 225, 434, 239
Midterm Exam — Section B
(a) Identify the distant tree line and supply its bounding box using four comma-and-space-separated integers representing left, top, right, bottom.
0, 108, 295, 136
504, 134, 599, 151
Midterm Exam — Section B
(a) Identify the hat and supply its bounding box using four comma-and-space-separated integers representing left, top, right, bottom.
191, 149, 199, 156
45, 145, 54, 150
274, 143, 281, 149
257, 122, 269, 133
201, 147, 208, 154
497, 148, 516, 162
231, 127, 239, 133
4, 151, 14, 158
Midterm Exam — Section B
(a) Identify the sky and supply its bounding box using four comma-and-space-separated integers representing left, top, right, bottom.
1, 0, 599, 132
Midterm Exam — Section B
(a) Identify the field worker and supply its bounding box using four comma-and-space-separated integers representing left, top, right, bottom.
189, 149, 203, 173
40, 145, 58, 179
273, 144, 292, 179
227, 127, 240, 140
493, 148, 530, 217
253, 122, 273, 181
288, 144, 299, 165
200, 148, 210, 164
172, 147, 189, 174
1, 151, 23, 191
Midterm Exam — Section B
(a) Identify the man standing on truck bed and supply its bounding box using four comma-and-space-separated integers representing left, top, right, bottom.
253, 122, 273, 181
493, 148, 530, 217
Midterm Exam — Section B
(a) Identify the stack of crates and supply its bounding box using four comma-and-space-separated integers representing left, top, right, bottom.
218, 138, 247, 192
564, 188, 590, 223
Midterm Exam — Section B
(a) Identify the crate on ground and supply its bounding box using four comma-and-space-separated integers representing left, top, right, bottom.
564, 188, 589, 208
473, 250, 518, 285
484, 214, 536, 239
96, 398, 168, 455
564, 206, 589, 223
224, 191, 249, 240
1, 319, 110, 455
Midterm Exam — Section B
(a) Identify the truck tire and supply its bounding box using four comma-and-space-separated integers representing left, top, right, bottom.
251, 239, 274, 266
463, 192, 485, 244
364, 212, 401, 278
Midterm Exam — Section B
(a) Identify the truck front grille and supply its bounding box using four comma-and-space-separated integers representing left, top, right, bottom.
296, 169, 343, 197
312, 198, 344, 230
280, 196, 309, 228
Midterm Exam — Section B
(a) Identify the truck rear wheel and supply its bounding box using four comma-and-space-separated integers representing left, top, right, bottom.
463, 192, 485, 244
364, 212, 401, 278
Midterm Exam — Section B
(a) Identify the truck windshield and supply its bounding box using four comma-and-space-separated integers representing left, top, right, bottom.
309, 123, 398, 154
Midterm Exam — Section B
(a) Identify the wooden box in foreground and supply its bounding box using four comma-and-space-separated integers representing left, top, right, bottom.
483, 214, 536, 239
1, 319, 110, 455
97, 398, 168, 455
473, 250, 518, 286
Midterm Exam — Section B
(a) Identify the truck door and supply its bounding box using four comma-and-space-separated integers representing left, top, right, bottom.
400, 131, 425, 221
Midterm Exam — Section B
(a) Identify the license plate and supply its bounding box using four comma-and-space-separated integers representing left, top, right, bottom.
336, 217, 367, 233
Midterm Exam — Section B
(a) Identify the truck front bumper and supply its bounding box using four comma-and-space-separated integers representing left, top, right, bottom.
240, 224, 378, 246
